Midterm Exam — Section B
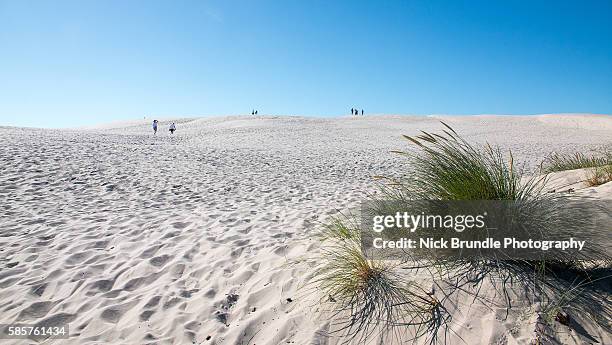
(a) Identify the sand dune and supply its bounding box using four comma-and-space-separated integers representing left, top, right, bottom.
0, 115, 610, 344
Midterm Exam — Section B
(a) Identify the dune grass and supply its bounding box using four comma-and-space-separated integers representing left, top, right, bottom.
542, 152, 612, 174
311, 216, 449, 344
309, 122, 610, 343
542, 151, 612, 187
380, 122, 610, 278
585, 164, 612, 187
389, 122, 544, 201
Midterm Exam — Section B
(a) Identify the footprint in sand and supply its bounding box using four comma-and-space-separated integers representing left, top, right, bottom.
17, 301, 57, 320
149, 254, 172, 267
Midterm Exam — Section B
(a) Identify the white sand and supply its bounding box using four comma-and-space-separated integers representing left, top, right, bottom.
0, 114, 610, 344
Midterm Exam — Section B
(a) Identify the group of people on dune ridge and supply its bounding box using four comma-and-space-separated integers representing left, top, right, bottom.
351, 108, 364, 116
152, 120, 176, 135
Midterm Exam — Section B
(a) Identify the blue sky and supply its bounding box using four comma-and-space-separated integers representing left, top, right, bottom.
1, 0, 611, 128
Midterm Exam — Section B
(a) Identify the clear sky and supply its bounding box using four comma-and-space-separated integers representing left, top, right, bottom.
1, 0, 611, 128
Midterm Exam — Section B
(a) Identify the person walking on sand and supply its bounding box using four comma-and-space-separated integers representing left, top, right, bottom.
152, 120, 158, 135
361, 109, 364, 116
169, 122, 176, 135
